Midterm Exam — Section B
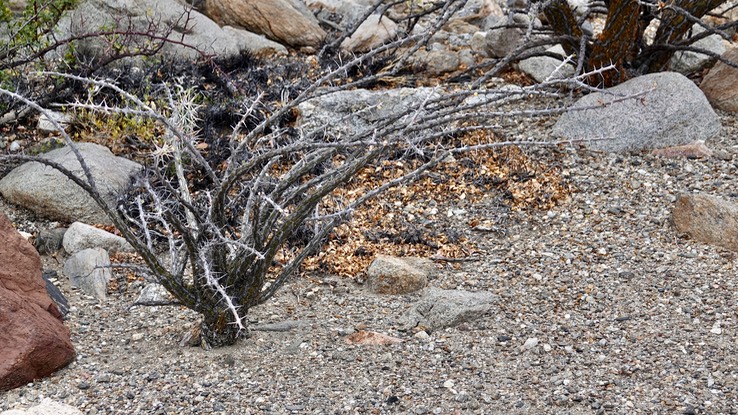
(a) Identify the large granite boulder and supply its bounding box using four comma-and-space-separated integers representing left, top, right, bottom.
0, 213, 75, 391
0, 143, 141, 225
297, 87, 440, 139
57, 0, 286, 63
203, 0, 326, 48
553, 72, 720, 153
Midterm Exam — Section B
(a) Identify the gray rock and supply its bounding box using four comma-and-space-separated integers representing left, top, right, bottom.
297, 87, 440, 139
700, 47, 738, 113
56, 0, 282, 64
401, 287, 496, 331
0, 143, 142, 225
451, 0, 503, 27
517, 44, 575, 83
37, 110, 72, 134
42, 271, 69, 318
63, 248, 112, 301
366, 255, 433, 295
341, 13, 398, 53
552, 72, 720, 152
669, 24, 725, 74
221, 26, 288, 56
672, 193, 738, 252
135, 283, 173, 304
62, 221, 134, 255
471, 31, 489, 57
0, 398, 83, 415
35, 227, 67, 255
252, 320, 308, 332
418, 48, 461, 75
484, 15, 523, 58
484, 13, 539, 58
306, 0, 371, 27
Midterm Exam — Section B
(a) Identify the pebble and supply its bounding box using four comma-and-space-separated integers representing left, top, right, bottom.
523, 337, 539, 350
414, 330, 431, 339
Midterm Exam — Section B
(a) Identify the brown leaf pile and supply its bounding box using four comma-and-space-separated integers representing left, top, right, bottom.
303, 130, 571, 277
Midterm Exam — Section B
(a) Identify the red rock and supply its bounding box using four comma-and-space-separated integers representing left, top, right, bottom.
346, 331, 403, 346
0, 213, 75, 391
651, 141, 713, 159
203, 0, 326, 48
700, 47, 738, 113
672, 193, 738, 252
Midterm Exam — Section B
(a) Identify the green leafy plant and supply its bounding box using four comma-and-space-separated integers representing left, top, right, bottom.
0, 0, 78, 68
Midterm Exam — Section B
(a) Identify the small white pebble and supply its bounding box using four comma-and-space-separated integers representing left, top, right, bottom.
523, 337, 539, 350
414, 331, 430, 340
543, 343, 552, 352
131, 333, 144, 342
443, 379, 455, 389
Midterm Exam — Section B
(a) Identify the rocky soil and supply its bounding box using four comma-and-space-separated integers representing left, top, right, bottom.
2, 108, 738, 415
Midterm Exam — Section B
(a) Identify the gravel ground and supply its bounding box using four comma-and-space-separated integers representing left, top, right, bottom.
2, 108, 738, 415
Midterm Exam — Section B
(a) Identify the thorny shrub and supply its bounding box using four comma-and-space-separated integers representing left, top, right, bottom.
0, 0, 733, 347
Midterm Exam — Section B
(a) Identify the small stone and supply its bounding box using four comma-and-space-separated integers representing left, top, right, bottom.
543, 343, 552, 352
414, 330, 430, 340
95, 374, 111, 383
77, 381, 90, 390
523, 337, 539, 350
131, 333, 144, 342
710, 323, 722, 335
37, 110, 72, 133
443, 379, 455, 389
223, 354, 236, 367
